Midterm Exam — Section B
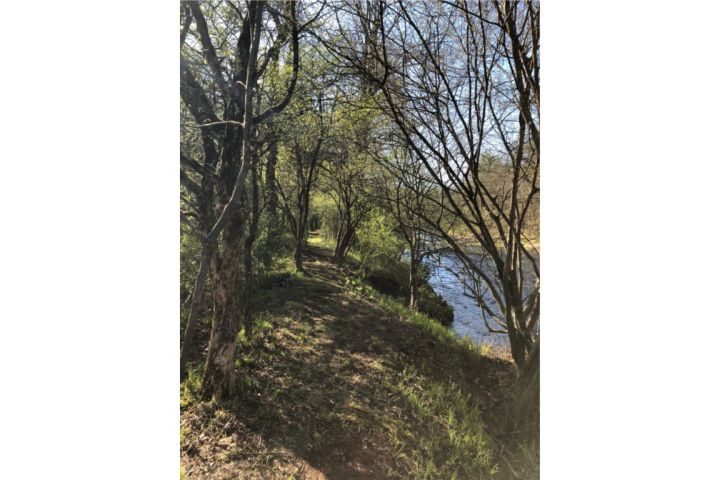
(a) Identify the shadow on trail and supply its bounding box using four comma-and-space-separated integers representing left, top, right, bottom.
183, 245, 515, 479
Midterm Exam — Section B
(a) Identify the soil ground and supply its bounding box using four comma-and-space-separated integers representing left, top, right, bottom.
180, 244, 535, 479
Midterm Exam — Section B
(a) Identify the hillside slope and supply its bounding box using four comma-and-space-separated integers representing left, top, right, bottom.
180, 245, 536, 479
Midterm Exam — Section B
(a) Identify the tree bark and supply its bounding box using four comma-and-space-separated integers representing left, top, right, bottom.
512, 335, 539, 426
180, 244, 211, 378
202, 216, 245, 399
333, 224, 354, 264
294, 230, 304, 270
506, 308, 528, 369
201, 0, 264, 400
293, 187, 311, 270
408, 246, 419, 311
243, 163, 260, 335
265, 128, 279, 225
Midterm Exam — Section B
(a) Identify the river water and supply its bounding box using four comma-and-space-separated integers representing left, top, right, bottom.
424, 251, 538, 346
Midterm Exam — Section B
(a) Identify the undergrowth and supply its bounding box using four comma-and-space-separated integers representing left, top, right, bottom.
180, 244, 538, 479
387, 364, 498, 479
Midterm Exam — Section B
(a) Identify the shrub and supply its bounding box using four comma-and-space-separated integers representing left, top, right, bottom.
354, 209, 404, 274
350, 209, 454, 326
418, 284, 454, 326
366, 268, 404, 296
362, 250, 454, 326
312, 192, 341, 243
180, 223, 203, 302
255, 214, 295, 272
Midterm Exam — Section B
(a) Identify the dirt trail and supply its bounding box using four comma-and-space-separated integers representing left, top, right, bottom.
181, 246, 517, 479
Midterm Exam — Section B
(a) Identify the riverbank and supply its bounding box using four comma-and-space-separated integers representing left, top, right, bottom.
180, 244, 538, 479
445, 230, 540, 256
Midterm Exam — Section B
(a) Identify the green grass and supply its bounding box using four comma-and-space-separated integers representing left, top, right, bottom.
180, 364, 204, 408
307, 233, 362, 264
338, 275, 504, 478
369, 286, 481, 355
180, 240, 537, 479
387, 364, 498, 479
307, 233, 334, 250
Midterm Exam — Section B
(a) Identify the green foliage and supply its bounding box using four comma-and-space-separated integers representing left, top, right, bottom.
357, 233, 454, 326
418, 284, 454, 326
180, 223, 202, 301
375, 294, 467, 350
311, 192, 339, 241
255, 217, 294, 272
180, 364, 204, 409
354, 208, 404, 274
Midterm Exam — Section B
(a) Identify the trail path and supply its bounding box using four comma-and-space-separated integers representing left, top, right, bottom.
181, 245, 517, 479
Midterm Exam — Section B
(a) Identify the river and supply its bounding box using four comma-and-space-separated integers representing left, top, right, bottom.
424, 251, 538, 346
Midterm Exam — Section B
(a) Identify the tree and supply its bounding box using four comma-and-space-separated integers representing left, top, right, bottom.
372, 141, 439, 310
320, 152, 372, 263
323, 0, 540, 369
179, 0, 300, 398
274, 52, 336, 270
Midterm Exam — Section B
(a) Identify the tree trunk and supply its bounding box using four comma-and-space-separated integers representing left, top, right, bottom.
294, 233, 304, 271
334, 221, 354, 264
512, 336, 540, 427
265, 128, 279, 227
243, 164, 260, 335
294, 190, 311, 270
180, 244, 212, 378
294, 204, 305, 271
506, 308, 528, 370
409, 247, 419, 310
202, 215, 244, 400
200, 1, 265, 401
333, 219, 345, 259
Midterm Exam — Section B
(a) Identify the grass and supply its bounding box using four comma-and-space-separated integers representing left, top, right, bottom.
345, 285, 509, 478
368, 285, 479, 354
180, 242, 536, 479
306, 233, 333, 250
180, 364, 204, 409
307, 233, 362, 264
387, 364, 498, 479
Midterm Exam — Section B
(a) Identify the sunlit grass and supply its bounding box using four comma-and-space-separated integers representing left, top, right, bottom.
306, 232, 335, 250
385, 365, 498, 479
378, 292, 478, 351
181, 239, 536, 478
479, 341, 493, 356
180, 364, 204, 408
